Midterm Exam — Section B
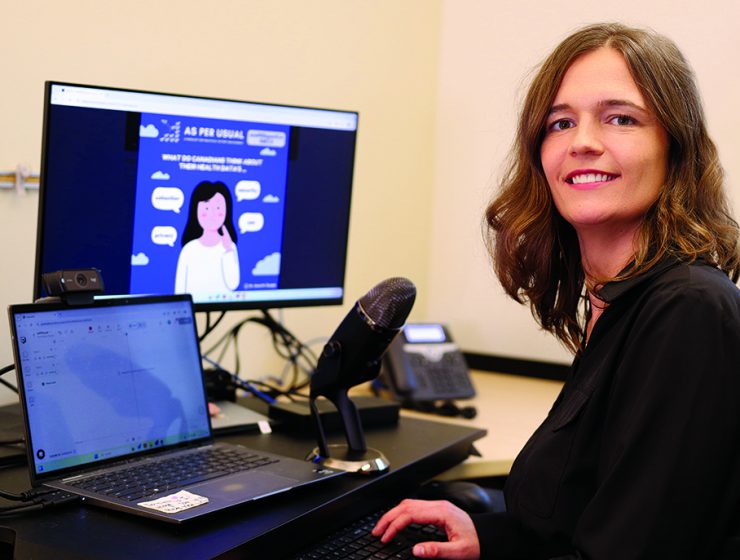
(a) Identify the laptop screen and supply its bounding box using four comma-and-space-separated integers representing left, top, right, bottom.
10, 296, 211, 479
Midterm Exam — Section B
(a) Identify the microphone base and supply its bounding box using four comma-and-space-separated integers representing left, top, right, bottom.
306, 445, 390, 474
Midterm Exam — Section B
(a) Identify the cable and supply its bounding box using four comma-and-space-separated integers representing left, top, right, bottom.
0, 489, 31, 502
260, 310, 318, 392
409, 400, 478, 419
0, 364, 18, 393
198, 311, 227, 342
0, 378, 17, 394
202, 317, 263, 376
0, 486, 76, 503
0, 503, 44, 515
0, 488, 80, 517
201, 356, 276, 404
199, 310, 322, 399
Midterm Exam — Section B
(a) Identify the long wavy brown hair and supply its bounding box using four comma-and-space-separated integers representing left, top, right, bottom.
485, 22, 740, 354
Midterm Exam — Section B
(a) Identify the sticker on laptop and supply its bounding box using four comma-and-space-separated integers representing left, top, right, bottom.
138, 490, 209, 513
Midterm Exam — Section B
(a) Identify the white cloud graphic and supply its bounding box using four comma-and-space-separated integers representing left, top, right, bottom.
131, 252, 150, 266
260, 147, 277, 156
262, 194, 280, 203
140, 124, 159, 138
151, 170, 171, 180
252, 252, 281, 276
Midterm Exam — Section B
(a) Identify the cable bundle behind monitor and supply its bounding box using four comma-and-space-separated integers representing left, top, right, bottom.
198, 309, 320, 404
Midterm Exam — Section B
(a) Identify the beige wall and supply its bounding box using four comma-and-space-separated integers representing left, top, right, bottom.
428, 0, 740, 364
1, 1, 738, 406
0, 1, 442, 405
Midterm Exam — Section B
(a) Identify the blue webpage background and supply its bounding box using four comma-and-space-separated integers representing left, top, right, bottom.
130, 113, 289, 295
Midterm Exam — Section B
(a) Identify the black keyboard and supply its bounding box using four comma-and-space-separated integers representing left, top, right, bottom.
287, 508, 447, 559
66, 446, 278, 502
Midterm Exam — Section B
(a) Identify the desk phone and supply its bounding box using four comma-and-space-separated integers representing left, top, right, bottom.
381, 323, 475, 403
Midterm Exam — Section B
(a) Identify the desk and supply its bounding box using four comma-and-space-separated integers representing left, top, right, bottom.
405, 371, 564, 479
0, 416, 484, 559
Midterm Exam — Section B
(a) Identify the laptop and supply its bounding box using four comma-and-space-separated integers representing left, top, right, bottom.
8, 294, 344, 523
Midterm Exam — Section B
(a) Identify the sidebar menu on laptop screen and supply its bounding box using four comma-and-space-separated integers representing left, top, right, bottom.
13, 299, 211, 475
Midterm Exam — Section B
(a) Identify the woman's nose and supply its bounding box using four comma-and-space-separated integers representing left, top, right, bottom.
569, 120, 604, 156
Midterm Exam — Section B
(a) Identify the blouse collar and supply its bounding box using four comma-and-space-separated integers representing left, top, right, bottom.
598, 256, 682, 304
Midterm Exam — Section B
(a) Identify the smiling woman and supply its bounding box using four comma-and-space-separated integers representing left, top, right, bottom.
487, 23, 739, 354
540, 47, 671, 321
373, 22, 740, 560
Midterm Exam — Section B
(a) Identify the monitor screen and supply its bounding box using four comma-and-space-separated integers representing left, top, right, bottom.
34, 82, 358, 311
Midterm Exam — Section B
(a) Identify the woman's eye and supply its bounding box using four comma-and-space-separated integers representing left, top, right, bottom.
609, 114, 636, 126
547, 119, 574, 132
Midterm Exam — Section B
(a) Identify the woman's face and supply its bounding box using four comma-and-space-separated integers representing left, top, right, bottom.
197, 192, 227, 232
540, 47, 669, 238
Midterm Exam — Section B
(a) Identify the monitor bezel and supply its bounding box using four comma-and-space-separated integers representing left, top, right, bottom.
34, 81, 358, 312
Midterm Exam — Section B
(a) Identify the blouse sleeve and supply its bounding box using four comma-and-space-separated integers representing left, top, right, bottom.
471, 512, 542, 558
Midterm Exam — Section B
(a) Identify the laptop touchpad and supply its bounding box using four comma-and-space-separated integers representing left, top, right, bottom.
197, 471, 298, 500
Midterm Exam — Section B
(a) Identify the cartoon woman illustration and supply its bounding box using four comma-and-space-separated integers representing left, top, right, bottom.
175, 181, 240, 295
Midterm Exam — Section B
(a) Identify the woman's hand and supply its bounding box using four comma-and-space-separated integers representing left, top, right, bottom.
372, 499, 480, 559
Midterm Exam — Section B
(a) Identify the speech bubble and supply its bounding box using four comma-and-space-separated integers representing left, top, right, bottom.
239, 212, 265, 234
151, 226, 178, 247
151, 187, 185, 213
235, 180, 261, 201
247, 130, 286, 148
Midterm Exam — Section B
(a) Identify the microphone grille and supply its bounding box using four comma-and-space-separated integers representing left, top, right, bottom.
359, 277, 416, 329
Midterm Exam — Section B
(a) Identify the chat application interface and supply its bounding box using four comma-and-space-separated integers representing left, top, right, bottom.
129, 113, 290, 303
14, 301, 211, 475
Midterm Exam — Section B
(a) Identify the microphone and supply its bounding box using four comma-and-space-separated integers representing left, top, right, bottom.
308, 277, 416, 473
311, 277, 416, 393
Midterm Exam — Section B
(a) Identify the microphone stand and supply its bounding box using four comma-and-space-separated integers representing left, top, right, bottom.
306, 341, 390, 474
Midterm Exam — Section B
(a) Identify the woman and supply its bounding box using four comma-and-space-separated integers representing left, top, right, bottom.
373, 23, 740, 559
175, 180, 240, 295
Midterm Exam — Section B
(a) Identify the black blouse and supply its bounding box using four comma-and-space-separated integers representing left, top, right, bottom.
473, 258, 740, 559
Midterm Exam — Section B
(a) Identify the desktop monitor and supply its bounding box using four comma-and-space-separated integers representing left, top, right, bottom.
34, 82, 358, 311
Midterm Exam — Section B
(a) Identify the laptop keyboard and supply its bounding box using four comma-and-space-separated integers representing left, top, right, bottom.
287, 508, 446, 559
66, 446, 278, 502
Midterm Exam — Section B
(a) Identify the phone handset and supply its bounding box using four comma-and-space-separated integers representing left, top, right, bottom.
380, 323, 475, 404
389, 357, 417, 395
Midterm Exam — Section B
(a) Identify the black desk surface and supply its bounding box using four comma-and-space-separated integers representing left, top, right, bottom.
0, 416, 485, 559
